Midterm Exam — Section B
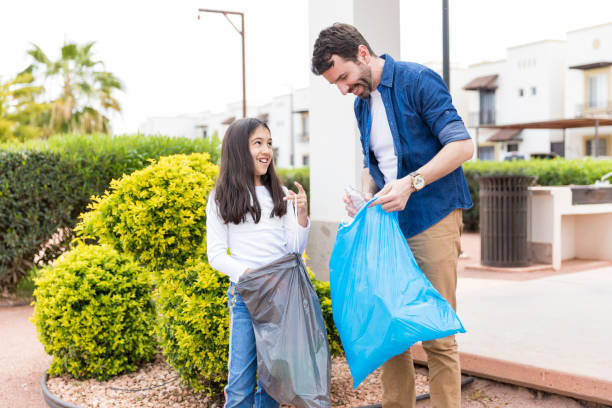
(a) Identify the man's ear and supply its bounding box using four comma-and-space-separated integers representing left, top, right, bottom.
357, 44, 371, 64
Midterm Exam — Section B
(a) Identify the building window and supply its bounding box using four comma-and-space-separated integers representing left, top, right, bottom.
507, 143, 518, 152
587, 74, 608, 109
585, 138, 608, 156
478, 146, 495, 161
300, 112, 309, 141
518, 88, 524, 97
531, 86, 537, 96
479, 90, 495, 125
302, 154, 309, 166
550, 142, 565, 157
201, 127, 208, 139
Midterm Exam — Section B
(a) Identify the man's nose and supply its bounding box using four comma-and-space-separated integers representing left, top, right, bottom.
337, 83, 349, 95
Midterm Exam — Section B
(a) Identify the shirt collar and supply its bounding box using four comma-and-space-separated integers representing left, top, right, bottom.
378, 53, 395, 88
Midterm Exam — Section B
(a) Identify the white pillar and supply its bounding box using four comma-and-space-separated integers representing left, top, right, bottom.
307, 0, 400, 280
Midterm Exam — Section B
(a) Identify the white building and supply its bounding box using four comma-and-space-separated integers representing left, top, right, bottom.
463, 22, 612, 160
138, 88, 310, 168
565, 23, 612, 157
463, 40, 567, 160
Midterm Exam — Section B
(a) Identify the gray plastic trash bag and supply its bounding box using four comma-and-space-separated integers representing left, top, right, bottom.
237, 253, 331, 408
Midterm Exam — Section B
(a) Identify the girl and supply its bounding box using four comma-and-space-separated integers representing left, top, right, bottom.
206, 118, 309, 408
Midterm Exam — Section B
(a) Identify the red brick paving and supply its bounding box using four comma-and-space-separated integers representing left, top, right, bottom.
0, 305, 51, 408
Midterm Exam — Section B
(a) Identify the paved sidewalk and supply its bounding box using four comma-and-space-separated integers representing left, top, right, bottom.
412, 233, 612, 406
0, 305, 51, 408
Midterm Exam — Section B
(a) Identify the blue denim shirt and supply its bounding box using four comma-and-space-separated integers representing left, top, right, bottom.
355, 54, 473, 238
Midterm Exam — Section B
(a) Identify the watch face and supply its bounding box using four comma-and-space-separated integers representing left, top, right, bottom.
413, 175, 425, 190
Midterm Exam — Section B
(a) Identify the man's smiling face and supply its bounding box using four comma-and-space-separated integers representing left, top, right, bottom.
322, 54, 374, 100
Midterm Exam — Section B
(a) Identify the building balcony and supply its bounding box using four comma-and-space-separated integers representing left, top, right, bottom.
575, 101, 612, 117
468, 110, 497, 127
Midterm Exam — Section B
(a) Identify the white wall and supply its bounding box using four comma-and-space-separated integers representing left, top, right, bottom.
307, 0, 400, 279
139, 115, 205, 138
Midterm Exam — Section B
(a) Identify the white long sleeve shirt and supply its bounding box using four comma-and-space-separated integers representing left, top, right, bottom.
206, 186, 310, 283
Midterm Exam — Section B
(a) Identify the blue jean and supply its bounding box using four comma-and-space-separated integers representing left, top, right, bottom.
225, 283, 279, 408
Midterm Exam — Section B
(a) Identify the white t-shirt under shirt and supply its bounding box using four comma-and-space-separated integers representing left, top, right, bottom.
206, 186, 310, 283
369, 89, 398, 183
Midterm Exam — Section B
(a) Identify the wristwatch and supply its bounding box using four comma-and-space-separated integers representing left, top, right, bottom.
409, 171, 426, 191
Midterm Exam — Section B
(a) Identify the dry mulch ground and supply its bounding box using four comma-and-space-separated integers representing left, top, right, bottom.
46, 353, 608, 408
46, 354, 425, 408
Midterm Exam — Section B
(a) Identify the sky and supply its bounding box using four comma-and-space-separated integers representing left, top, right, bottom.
1, 0, 611, 134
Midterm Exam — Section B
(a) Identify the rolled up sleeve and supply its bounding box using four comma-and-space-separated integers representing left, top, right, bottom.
437, 120, 471, 146
416, 68, 463, 137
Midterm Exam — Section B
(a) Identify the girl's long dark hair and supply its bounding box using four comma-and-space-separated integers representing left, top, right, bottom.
215, 118, 287, 224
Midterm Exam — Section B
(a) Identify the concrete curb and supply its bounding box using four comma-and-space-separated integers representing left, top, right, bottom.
41, 371, 84, 408
411, 344, 612, 406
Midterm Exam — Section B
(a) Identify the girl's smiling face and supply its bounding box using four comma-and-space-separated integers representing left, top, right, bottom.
249, 125, 273, 185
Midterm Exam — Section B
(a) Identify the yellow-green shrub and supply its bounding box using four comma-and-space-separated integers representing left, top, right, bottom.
154, 260, 229, 393
304, 256, 343, 357
77, 153, 218, 270
77, 153, 225, 394
31, 244, 156, 380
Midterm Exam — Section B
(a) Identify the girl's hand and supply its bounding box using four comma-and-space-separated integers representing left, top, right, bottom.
284, 181, 308, 227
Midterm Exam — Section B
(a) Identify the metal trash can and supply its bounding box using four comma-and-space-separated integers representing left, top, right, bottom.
477, 175, 537, 267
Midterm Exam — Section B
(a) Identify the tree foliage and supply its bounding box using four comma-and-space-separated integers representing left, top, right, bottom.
0, 68, 49, 142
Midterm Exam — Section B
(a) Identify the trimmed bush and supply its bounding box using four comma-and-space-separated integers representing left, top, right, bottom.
462, 158, 612, 231
77, 153, 218, 270
77, 153, 224, 393
154, 259, 230, 393
31, 244, 157, 380
306, 259, 343, 357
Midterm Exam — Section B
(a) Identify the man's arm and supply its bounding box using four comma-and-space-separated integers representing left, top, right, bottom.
372, 139, 473, 213
343, 168, 379, 217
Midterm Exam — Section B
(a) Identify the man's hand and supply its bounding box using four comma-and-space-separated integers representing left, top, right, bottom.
370, 176, 414, 213
343, 191, 373, 217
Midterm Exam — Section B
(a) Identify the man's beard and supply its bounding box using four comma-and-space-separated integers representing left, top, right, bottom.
348, 64, 373, 100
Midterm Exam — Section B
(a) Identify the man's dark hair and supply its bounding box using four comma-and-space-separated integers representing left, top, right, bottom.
215, 118, 287, 224
311, 23, 376, 75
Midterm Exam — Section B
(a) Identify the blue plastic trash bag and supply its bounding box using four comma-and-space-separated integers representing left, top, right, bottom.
329, 201, 465, 388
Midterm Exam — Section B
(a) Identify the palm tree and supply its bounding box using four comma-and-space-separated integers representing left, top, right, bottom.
27, 41, 123, 134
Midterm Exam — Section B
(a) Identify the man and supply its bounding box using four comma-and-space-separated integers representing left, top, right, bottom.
311, 23, 473, 408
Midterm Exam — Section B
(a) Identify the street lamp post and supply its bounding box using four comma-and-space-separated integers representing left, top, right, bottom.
198, 8, 246, 118
442, 0, 450, 88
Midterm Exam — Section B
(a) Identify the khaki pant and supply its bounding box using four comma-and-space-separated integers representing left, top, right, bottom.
382, 209, 463, 408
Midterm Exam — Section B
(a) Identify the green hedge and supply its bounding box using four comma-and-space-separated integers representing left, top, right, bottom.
0, 133, 220, 288
0, 150, 80, 285
277, 166, 310, 206
462, 158, 612, 231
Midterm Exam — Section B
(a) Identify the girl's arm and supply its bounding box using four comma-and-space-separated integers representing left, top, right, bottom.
283, 184, 310, 254
206, 192, 249, 282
